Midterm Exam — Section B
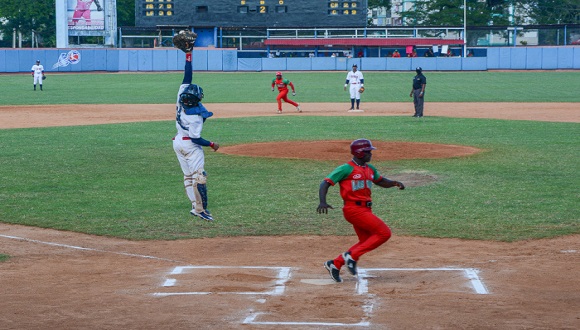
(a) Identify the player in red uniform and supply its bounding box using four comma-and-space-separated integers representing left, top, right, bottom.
271, 72, 301, 114
317, 139, 405, 283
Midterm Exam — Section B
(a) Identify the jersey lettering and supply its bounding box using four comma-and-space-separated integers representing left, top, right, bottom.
176, 106, 188, 131
351, 180, 373, 191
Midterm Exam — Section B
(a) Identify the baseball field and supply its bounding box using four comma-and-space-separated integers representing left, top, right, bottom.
0, 71, 579, 329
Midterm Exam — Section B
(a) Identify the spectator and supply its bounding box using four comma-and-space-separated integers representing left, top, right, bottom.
392, 50, 401, 58
424, 48, 434, 57
445, 49, 453, 57
357, 50, 364, 58
467, 50, 474, 57
409, 49, 417, 57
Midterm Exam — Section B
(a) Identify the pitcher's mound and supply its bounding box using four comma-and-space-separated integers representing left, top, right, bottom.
219, 140, 481, 161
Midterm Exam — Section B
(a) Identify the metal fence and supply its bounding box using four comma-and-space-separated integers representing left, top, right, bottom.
117, 24, 580, 50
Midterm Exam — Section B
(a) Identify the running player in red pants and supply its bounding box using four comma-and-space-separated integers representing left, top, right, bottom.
317, 139, 405, 283
271, 72, 301, 114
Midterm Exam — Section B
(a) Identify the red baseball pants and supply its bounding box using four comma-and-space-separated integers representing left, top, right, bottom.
276, 90, 298, 110
333, 205, 392, 269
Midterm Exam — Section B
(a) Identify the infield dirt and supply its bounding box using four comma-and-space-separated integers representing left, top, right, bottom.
0, 102, 578, 329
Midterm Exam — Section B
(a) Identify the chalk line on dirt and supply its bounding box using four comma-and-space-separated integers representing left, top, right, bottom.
0, 234, 181, 263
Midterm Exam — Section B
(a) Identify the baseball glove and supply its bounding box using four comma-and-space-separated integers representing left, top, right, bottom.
358, 87, 365, 93
42, 76, 46, 80
172, 30, 197, 53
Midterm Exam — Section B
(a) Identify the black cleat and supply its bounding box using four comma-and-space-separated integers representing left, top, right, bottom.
324, 260, 342, 283
342, 252, 358, 276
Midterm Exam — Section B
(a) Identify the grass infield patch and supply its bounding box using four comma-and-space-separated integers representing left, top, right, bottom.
0, 116, 577, 241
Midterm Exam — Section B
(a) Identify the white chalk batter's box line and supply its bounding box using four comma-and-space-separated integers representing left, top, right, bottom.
153, 266, 488, 297
358, 267, 489, 295
153, 265, 489, 327
152, 265, 292, 296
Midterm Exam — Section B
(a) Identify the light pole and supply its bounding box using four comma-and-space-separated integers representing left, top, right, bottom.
463, 0, 467, 57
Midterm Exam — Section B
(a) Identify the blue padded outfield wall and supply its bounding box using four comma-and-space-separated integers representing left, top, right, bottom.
1, 47, 578, 73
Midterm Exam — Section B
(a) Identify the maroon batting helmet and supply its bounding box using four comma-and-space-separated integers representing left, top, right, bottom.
350, 139, 376, 158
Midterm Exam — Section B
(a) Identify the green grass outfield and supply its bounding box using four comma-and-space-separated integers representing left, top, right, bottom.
1, 71, 579, 105
0, 71, 578, 242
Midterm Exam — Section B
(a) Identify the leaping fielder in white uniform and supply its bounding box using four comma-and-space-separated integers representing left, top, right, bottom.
344, 64, 364, 110
173, 51, 220, 222
31, 60, 45, 91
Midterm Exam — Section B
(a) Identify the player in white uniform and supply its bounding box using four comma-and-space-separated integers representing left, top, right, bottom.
344, 64, 364, 110
173, 52, 220, 221
31, 60, 45, 91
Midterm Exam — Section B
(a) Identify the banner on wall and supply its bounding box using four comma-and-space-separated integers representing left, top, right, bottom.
67, 0, 105, 31
53, 50, 81, 69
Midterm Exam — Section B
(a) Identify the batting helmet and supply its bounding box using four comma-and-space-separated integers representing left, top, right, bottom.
180, 84, 204, 107
350, 139, 376, 158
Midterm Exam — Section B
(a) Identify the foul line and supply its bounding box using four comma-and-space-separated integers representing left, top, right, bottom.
0, 234, 180, 263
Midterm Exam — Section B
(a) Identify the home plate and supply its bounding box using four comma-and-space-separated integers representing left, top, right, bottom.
300, 279, 336, 285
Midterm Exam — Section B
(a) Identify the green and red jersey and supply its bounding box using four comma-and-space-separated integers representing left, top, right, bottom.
324, 160, 383, 202
272, 78, 295, 92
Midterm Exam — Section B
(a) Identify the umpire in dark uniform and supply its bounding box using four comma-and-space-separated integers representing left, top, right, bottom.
410, 67, 426, 117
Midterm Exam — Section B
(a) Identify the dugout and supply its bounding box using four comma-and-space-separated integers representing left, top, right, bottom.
262, 37, 465, 58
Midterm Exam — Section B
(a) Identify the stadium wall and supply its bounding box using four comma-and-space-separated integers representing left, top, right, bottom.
1, 47, 579, 73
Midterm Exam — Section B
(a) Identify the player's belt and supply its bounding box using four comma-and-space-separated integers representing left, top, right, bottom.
172, 136, 191, 140
344, 200, 372, 208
